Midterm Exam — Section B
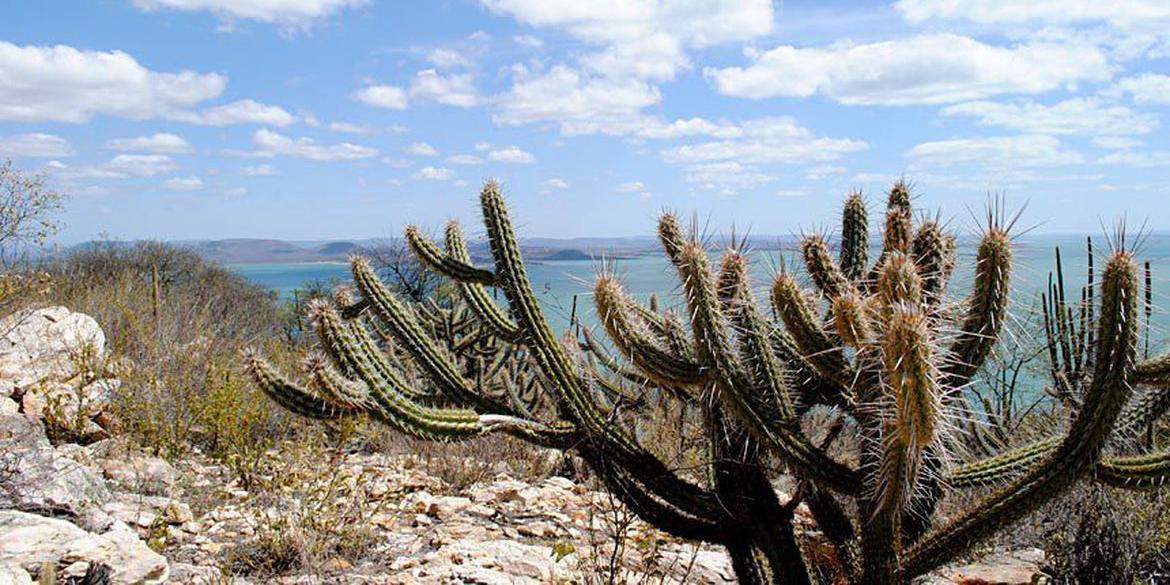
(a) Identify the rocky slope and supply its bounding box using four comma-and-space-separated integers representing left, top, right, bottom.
0, 306, 1050, 584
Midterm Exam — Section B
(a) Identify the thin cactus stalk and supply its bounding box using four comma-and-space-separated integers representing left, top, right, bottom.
246, 179, 1170, 584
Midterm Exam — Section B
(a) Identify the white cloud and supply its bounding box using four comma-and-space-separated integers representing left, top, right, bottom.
405, 142, 438, 156
409, 69, 478, 107
0, 41, 225, 122
327, 121, 368, 134
487, 146, 535, 163
660, 117, 867, 165
1098, 150, 1170, 167
807, 165, 847, 180
163, 176, 204, 191
0, 133, 74, 158
105, 132, 191, 154
106, 154, 181, 177
480, 0, 773, 82
682, 161, 771, 193
353, 85, 408, 109
907, 135, 1083, 169
493, 65, 661, 135
240, 164, 278, 176
706, 34, 1111, 105
180, 99, 296, 126
132, 0, 368, 31
940, 98, 1158, 135
513, 35, 543, 48
474, 142, 492, 151
1093, 136, 1142, 149
895, 0, 1170, 29
448, 154, 483, 165
542, 178, 568, 189
249, 129, 378, 160
1110, 74, 1170, 105
416, 166, 454, 180
427, 48, 472, 69
616, 181, 645, 193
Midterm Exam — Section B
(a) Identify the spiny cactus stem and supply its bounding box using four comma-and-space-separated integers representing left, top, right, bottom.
405, 224, 498, 285
443, 221, 523, 341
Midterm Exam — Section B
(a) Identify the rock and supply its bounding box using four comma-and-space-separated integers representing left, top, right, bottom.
0, 510, 168, 584
0, 414, 110, 523
921, 548, 1048, 585
167, 562, 221, 584
0, 397, 17, 415
22, 378, 119, 421
0, 564, 32, 585
0, 307, 105, 397
101, 455, 178, 494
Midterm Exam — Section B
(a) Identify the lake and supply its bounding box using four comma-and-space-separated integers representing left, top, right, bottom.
229, 233, 1170, 360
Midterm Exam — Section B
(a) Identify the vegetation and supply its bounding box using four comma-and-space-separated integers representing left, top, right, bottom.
247, 179, 1170, 584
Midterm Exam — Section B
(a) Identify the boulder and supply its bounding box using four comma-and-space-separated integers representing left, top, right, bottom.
0, 510, 168, 584
920, 548, 1048, 585
0, 414, 110, 525
0, 307, 106, 397
100, 455, 179, 495
22, 378, 119, 421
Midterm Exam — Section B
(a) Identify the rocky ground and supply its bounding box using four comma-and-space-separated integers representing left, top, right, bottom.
0, 306, 1051, 584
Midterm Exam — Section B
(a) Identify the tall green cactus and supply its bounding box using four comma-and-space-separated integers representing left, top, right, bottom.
246, 179, 1170, 584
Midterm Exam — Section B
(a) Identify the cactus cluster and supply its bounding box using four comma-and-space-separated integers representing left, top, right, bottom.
246, 180, 1170, 584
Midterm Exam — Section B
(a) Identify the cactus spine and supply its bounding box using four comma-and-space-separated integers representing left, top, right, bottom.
247, 179, 1170, 584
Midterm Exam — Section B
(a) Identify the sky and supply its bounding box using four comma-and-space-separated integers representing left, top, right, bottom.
2, 0, 1169, 245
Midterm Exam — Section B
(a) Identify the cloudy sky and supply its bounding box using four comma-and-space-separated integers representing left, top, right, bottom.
3, 1, 1169, 243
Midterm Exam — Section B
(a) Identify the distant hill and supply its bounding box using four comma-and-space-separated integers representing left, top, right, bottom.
62, 233, 813, 265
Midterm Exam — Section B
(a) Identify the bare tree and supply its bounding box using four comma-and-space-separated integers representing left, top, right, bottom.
361, 236, 442, 303
0, 160, 65, 268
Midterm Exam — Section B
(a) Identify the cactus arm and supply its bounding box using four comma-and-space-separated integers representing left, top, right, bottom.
769, 328, 852, 410
351, 256, 516, 414
912, 221, 955, 303
946, 437, 1061, 488
1097, 451, 1170, 489
772, 272, 858, 390
943, 228, 1012, 387
442, 221, 523, 341
243, 351, 355, 419
478, 181, 731, 525
678, 244, 860, 494
594, 276, 708, 386
803, 234, 855, 300
840, 191, 869, 281
303, 353, 371, 410
903, 250, 1139, 579
404, 224, 498, 285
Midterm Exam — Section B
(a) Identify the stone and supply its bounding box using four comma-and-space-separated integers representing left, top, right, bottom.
0, 510, 168, 584
922, 548, 1048, 585
0, 414, 110, 523
0, 397, 17, 415
100, 455, 178, 494
0, 564, 32, 585
22, 378, 119, 421
0, 307, 105, 397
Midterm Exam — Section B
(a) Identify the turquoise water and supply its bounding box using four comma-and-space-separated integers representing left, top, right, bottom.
229, 234, 1170, 354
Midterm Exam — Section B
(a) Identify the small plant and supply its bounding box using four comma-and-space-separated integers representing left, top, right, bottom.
248, 180, 1170, 584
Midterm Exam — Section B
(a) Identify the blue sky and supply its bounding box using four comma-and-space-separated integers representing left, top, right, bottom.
2, 1, 1168, 244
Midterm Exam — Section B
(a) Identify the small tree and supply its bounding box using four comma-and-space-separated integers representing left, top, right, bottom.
0, 160, 65, 268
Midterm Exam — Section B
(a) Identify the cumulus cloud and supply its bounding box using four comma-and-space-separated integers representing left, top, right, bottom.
487, 146, 534, 163
0, 133, 75, 158
240, 164, 278, 176
249, 129, 378, 160
541, 178, 568, 189
907, 135, 1083, 169
513, 35, 543, 48
940, 98, 1158, 135
179, 99, 296, 126
706, 34, 1111, 105
426, 48, 472, 69
409, 69, 478, 107
0, 41, 225, 122
1110, 74, 1170, 105
132, 0, 368, 31
416, 166, 454, 180
682, 161, 771, 193
615, 181, 645, 193
353, 85, 408, 109
1098, 150, 1170, 167
448, 154, 483, 165
105, 132, 191, 153
163, 176, 204, 191
405, 142, 438, 156
895, 0, 1170, 29
105, 154, 181, 177
493, 65, 660, 134
660, 117, 867, 165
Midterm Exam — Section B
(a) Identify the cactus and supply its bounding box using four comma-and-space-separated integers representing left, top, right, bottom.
246, 179, 1170, 584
